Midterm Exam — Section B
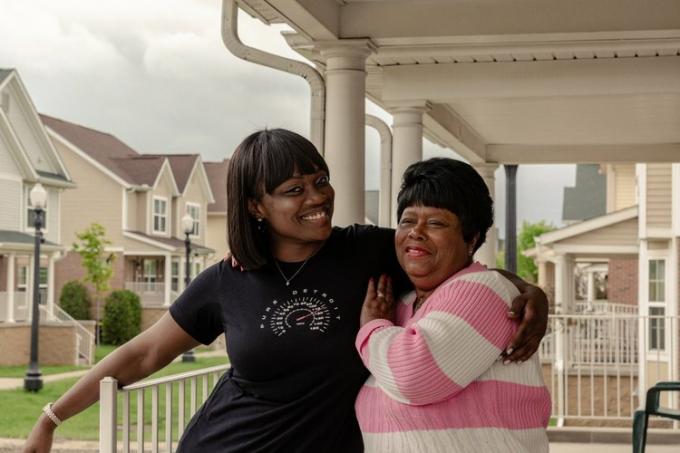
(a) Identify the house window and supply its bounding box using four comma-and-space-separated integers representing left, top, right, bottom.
186, 203, 200, 236
18, 265, 28, 291
171, 260, 179, 292
153, 197, 167, 234
648, 259, 666, 351
143, 259, 157, 291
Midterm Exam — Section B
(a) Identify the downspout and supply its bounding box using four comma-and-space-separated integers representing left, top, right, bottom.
221, 0, 325, 153
365, 114, 392, 227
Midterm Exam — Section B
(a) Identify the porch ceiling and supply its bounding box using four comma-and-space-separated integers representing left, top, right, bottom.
242, 0, 680, 164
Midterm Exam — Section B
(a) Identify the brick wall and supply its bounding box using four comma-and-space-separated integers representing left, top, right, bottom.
608, 255, 638, 306
141, 307, 167, 331
54, 251, 125, 318
0, 322, 81, 366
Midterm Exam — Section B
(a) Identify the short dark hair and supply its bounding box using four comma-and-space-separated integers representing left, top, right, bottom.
396, 158, 493, 252
227, 129, 329, 270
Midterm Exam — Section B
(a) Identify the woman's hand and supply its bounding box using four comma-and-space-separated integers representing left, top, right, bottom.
23, 416, 55, 453
493, 269, 549, 363
360, 274, 396, 327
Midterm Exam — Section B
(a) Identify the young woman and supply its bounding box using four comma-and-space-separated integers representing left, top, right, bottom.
24, 129, 548, 452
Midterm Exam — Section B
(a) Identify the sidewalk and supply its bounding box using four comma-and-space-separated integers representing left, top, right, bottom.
0, 350, 225, 390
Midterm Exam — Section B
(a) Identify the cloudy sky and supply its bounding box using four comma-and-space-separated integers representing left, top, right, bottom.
0, 0, 575, 232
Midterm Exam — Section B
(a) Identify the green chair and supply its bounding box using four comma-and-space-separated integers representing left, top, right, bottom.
632, 381, 680, 453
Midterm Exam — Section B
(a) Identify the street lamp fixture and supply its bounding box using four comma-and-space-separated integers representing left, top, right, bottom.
181, 213, 196, 363
25, 183, 47, 392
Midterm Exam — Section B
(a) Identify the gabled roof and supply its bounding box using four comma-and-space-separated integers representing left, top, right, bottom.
148, 154, 198, 193
40, 114, 152, 186
204, 159, 229, 213
0, 69, 12, 86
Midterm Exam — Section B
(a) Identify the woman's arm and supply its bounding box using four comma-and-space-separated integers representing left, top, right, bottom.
357, 272, 518, 406
492, 268, 549, 362
23, 313, 200, 453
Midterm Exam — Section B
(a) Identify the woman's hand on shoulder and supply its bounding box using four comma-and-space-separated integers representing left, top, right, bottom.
360, 274, 396, 327
504, 278, 549, 363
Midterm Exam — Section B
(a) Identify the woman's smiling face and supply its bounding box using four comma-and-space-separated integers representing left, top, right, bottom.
251, 169, 335, 249
395, 205, 475, 294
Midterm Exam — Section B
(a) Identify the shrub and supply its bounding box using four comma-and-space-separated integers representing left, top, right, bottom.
59, 281, 91, 320
101, 290, 141, 345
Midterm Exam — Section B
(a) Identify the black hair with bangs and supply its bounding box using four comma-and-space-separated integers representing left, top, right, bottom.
227, 129, 329, 270
396, 158, 493, 252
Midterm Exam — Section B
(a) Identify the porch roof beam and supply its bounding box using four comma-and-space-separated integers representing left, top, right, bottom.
487, 143, 680, 164
380, 57, 680, 102
339, 0, 680, 41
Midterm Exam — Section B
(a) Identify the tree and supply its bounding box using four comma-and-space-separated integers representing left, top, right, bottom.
59, 280, 91, 320
73, 223, 115, 343
101, 290, 141, 345
496, 220, 555, 283
517, 220, 554, 282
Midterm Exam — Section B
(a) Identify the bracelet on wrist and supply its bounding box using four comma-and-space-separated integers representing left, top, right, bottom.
42, 403, 62, 427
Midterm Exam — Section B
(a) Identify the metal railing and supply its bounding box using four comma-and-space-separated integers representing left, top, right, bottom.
574, 300, 639, 315
541, 314, 680, 427
125, 282, 168, 307
39, 304, 95, 365
100, 365, 229, 453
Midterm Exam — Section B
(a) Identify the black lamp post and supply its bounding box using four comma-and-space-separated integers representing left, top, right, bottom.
181, 213, 196, 363
25, 183, 47, 392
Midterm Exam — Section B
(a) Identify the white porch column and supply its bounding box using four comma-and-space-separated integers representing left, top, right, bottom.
554, 254, 575, 314
163, 253, 172, 307
389, 102, 429, 227
47, 252, 57, 320
5, 252, 15, 322
472, 164, 499, 268
537, 259, 548, 289
586, 269, 596, 311
320, 40, 374, 226
365, 114, 393, 227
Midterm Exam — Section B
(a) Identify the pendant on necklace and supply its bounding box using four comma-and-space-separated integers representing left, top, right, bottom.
285, 282, 290, 286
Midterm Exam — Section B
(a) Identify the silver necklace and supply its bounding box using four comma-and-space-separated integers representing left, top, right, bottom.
273, 258, 310, 286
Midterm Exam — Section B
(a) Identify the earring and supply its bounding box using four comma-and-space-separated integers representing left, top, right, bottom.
468, 246, 474, 257
256, 217, 265, 232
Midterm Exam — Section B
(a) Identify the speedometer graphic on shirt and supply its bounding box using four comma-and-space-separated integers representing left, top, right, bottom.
260, 289, 340, 336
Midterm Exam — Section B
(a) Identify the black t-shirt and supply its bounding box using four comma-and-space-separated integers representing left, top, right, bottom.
169, 225, 408, 453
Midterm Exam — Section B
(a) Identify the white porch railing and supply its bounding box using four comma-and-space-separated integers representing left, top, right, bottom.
541, 314, 680, 427
125, 282, 167, 307
0, 291, 28, 322
575, 300, 639, 315
100, 365, 229, 453
39, 304, 95, 365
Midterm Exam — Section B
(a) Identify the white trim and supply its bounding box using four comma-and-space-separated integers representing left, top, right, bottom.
0, 69, 14, 92
103, 246, 125, 253
123, 231, 175, 252
0, 172, 23, 182
123, 250, 177, 257
46, 128, 131, 188
645, 227, 673, 238
643, 248, 671, 361
673, 163, 680, 236
537, 206, 638, 245
638, 239, 647, 397
151, 196, 169, 236
7, 75, 72, 181
551, 244, 639, 255
637, 163, 647, 239
152, 160, 180, 196
0, 109, 38, 180
122, 187, 127, 231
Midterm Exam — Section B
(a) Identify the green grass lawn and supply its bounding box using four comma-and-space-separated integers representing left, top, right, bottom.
0, 356, 229, 441
0, 344, 120, 378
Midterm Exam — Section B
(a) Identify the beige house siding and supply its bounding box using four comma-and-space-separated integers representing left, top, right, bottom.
147, 167, 175, 237
5, 86, 52, 174
126, 190, 137, 230
135, 192, 147, 233
646, 163, 672, 229
614, 164, 636, 210
207, 215, 228, 264
559, 218, 639, 247
54, 139, 124, 245
0, 179, 22, 230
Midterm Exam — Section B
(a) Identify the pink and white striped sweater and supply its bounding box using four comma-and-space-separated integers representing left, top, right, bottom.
355, 263, 551, 453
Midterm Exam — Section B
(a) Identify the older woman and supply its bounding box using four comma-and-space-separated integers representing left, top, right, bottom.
355, 158, 551, 453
